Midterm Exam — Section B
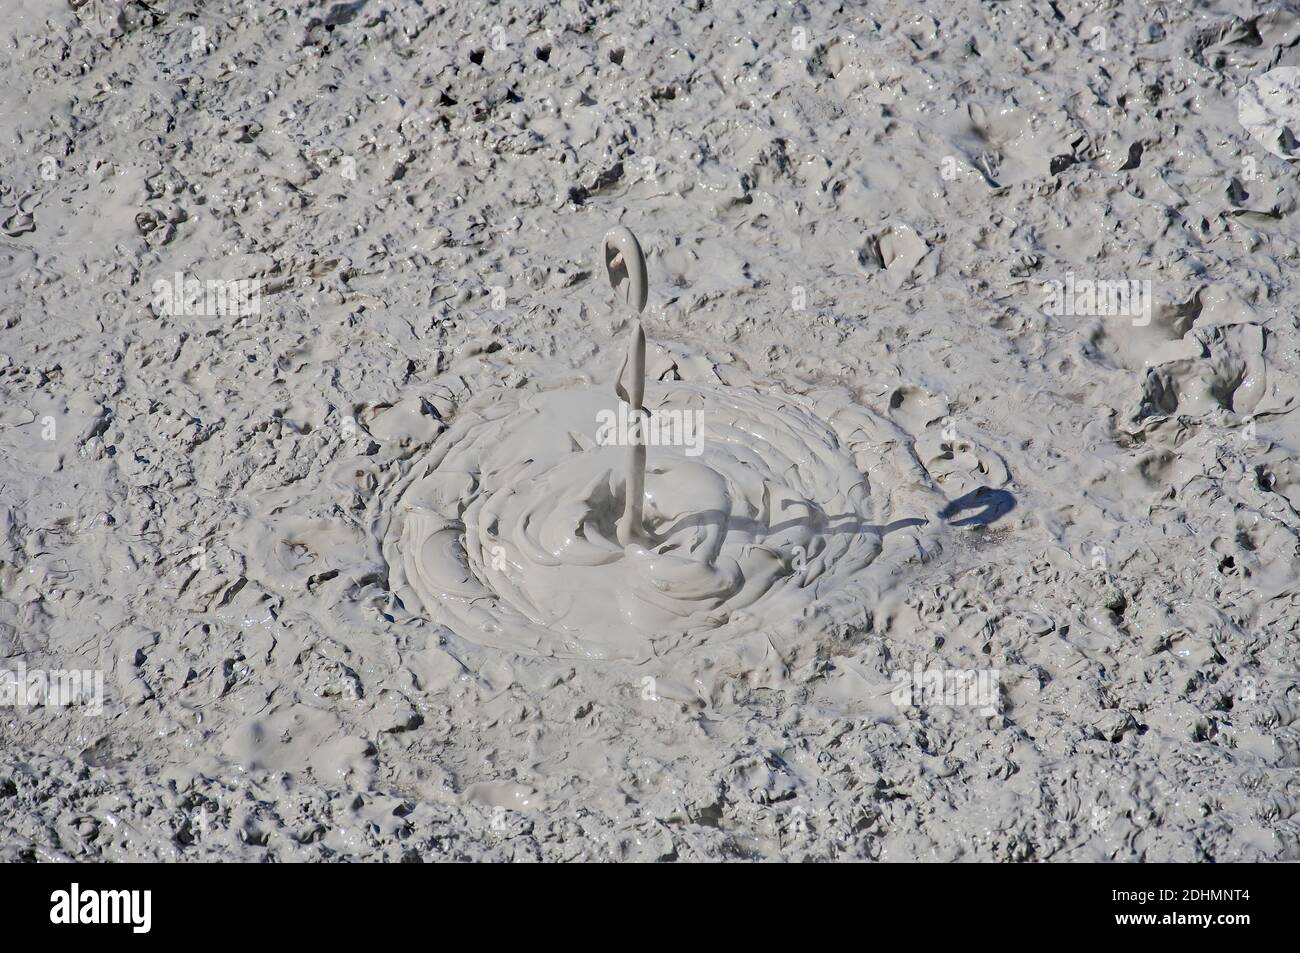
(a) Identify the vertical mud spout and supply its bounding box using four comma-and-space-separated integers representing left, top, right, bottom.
604, 226, 650, 546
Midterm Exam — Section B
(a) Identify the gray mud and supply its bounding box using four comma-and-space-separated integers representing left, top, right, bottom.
1, 0, 1299, 861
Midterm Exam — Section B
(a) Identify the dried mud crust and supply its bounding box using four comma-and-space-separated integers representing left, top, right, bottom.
0, 0, 1298, 861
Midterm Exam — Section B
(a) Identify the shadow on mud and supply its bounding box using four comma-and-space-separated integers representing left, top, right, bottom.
938, 487, 1016, 527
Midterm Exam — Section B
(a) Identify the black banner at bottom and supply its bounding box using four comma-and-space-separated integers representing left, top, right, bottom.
0, 862, 1278, 941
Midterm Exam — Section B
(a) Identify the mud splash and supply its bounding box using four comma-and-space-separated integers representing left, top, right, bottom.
385, 227, 902, 658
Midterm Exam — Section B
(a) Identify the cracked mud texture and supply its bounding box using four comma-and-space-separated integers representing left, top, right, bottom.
1, 0, 1299, 861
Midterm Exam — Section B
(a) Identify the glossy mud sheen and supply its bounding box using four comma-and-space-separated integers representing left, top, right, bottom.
2, 0, 1300, 861
384, 376, 920, 660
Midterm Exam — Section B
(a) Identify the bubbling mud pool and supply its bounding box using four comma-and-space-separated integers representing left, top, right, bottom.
382, 378, 898, 660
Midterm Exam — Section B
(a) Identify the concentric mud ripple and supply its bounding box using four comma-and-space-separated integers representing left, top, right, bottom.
382, 381, 887, 659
